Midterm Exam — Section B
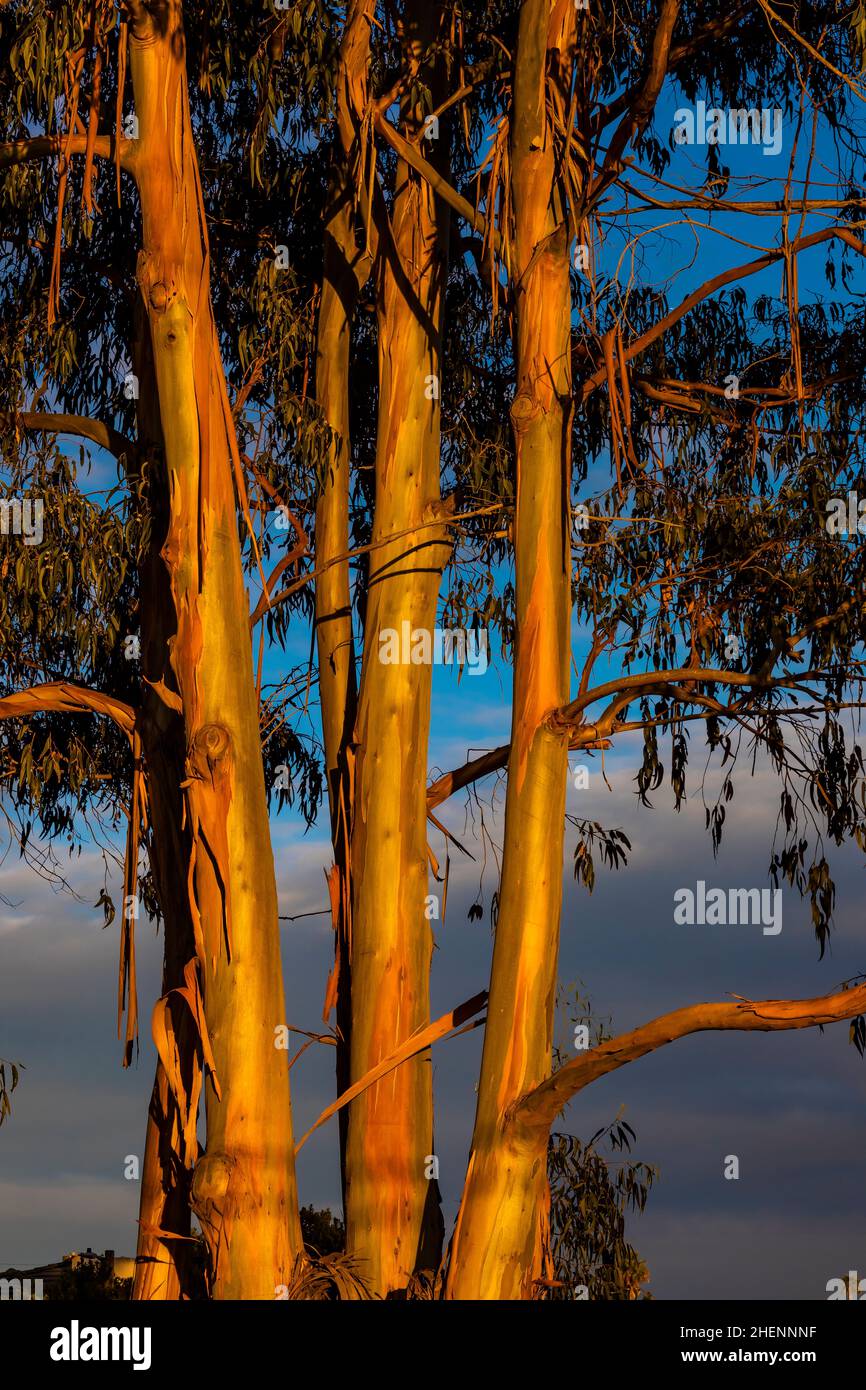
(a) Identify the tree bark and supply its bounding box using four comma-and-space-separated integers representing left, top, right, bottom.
445, 0, 576, 1302
127, 0, 301, 1299
344, 1, 450, 1296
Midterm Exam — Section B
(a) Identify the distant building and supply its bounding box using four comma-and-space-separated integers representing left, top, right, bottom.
63, 1246, 103, 1272
0, 1248, 134, 1298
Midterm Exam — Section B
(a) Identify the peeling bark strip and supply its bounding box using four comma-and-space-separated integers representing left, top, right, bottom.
126, 0, 300, 1299
345, 0, 451, 1296
297, 990, 488, 1153
446, 0, 577, 1302
0, 681, 135, 736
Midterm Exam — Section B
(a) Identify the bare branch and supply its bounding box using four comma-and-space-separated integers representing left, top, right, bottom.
513, 981, 866, 1136
0, 682, 137, 742
580, 227, 866, 400
9, 412, 136, 463
295, 990, 488, 1153
427, 729, 612, 811
427, 745, 509, 810
0, 133, 135, 172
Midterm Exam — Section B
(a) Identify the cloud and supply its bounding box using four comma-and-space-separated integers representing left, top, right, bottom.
1, 747, 864, 1296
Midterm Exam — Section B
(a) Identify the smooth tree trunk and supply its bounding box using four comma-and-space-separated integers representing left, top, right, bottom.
344, 3, 450, 1295
127, 0, 301, 1299
446, 0, 576, 1301
313, 0, 376, 1198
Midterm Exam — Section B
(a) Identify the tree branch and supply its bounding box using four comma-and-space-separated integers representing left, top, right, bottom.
592, 3, 750, 136
587, 0, 680, 208
427, 745, 509, 810
253, 503, 501, 626
9, 412, 136, 462
0, 133, 135, 172
0, 683, 137, 741
513, 981, 866, 1137
426, 729, 612, 811
550, 665, 827, 729
431, 666, 854, 818
580, 227, 866, 400
295, 989, 488, 1153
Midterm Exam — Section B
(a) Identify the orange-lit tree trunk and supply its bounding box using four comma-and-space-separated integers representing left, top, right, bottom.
344, 2, 450, 1295
126, 0, 301, 1298
314, 0, 375, 1201
445, 0, 576, 1301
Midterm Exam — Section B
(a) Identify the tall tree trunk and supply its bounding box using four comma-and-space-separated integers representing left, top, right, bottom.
445, 0, 576, 1301
344, 2, 449, 1296
313, 0, 376, 1196
127, 0, 301, 1299
315, 165, 360, 1201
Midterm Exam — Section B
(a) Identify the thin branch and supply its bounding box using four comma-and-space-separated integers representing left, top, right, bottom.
253, 503, 501, 626
580, 227, 866, 400
374, 110, 507, 271
754, 0, 866, 102
295, 990, 488, 1153
9, 412, 136, 462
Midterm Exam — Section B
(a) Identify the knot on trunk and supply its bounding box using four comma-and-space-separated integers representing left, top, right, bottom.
149, 281, 169, 312
189, 723, 232, 778
191, 1151, 234, 1206
510, 391, 540, 432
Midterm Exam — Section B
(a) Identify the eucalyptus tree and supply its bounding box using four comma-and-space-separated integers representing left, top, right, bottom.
437, 0, 866, 1298
3, 0, 866, 1306
0, 0, 320, 1298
